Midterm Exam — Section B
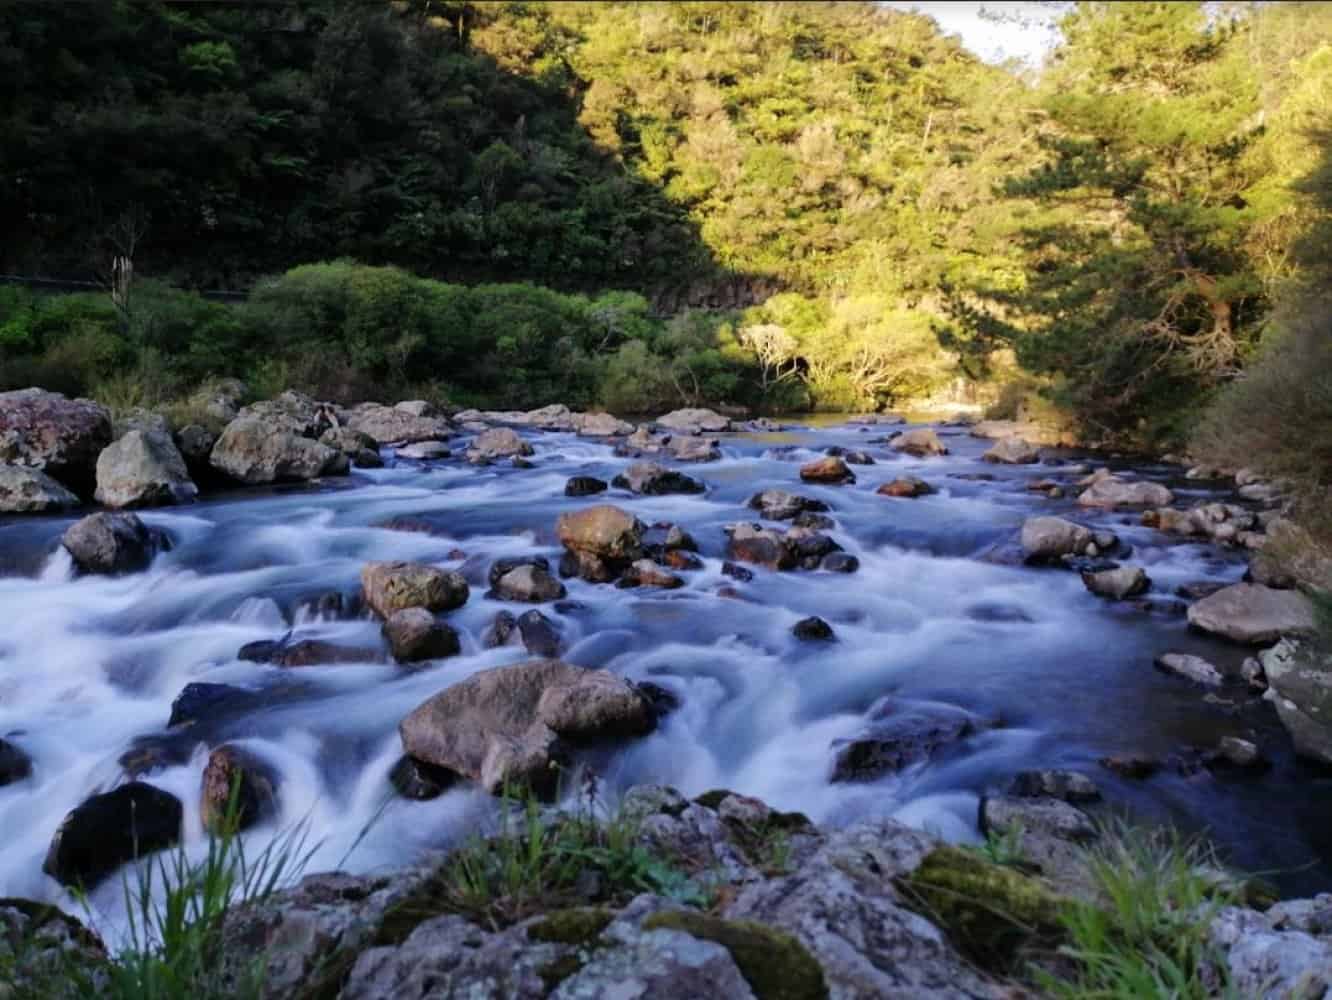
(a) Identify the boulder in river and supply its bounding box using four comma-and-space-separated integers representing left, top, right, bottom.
667, 435, 721, 462
490, 563, 567, 602
726, 523, 798, 571
62, 511, 164, 575
793, 616, 834, 641
655, 407, 730, 434
467, 427, 533, 462
1260, 639, 1332, 765
618, 559, 685, 589
43, 781, 183, 888
238, 637, 384, 668
174, 424, 218, 478
200, 744, 279, 833
0, 463, 80, 513
1007, 770, 1100, 803
1077, 477, 1174, 508
564, 475, 608, 497
0, 387, 112, 494
1081, 566, 1150, 600
1154, 652, 1225, 687
612, 462, 704, 496
1186, 583, 1315, 644
210, 417, 349, 484
389, 755, 461, 800
516, 609, 562, 657
574, 412, 634, 437
167, 682, 264, 728
319, 426, 379, 458
394, 440, 448, 461
830, 699, 982, 782
981, 437, 1040, 464
383, 607, 462, 663
748, 489, 828, 521
361, 561, 470, 618
235, 391, 330, 437
556, 505, 644, 562
94, 429, 198, 508
0, 737, 33, 786
877, 476, 933, 498
398, 659, 655, 796
799, 456, 855, 484
1020, 515, 1093, 563
980, 795, 1096, 844
347, 405, 451, 446
821, 551, 860, 573
889, 428, 948, 457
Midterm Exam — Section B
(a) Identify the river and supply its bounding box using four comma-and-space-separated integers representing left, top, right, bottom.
1, 416, 1329, 939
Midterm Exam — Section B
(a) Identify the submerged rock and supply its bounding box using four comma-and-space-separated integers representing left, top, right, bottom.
62, 511, 164, 575
388, 755, 461, 800
1007, 770, 1100, 803
1187, 583, 1316, 644
747, 489, 829, 521
43, 782, 183, 888
0, 736, 33, 786
399, 659, 655, 796
619, 559, 685, 589
793, 616, 835, 641
490, 563, 567, 603
516, 609, 563, 657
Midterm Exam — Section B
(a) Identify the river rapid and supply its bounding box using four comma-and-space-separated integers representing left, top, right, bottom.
2, 416, 1330, 939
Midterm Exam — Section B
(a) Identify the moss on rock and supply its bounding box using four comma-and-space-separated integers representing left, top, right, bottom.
896, 845, 1066, 972
527, 907, 614, 945
641, 910, 827, 1000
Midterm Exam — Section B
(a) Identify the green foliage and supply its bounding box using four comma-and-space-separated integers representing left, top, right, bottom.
967, 823, 1028, 869
1038, 823, 1239, 999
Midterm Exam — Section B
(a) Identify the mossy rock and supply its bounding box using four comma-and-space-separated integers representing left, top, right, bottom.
642, 910, 827, 1000
693, 788, 733, 810
527, 907, 614, 945
896, 845, 1067, 972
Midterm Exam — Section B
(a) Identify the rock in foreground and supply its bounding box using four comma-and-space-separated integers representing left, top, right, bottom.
62, 511, 164, 575
1187, 583, 1315, 644
43, 782, 183, 888
399, 659, 655, 796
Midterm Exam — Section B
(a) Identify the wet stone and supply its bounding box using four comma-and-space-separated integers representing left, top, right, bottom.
389, 755, 463, 800
793, 616, 835, 641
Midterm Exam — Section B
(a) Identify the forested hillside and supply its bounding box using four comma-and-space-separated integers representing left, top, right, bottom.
1, 1, 1330, 459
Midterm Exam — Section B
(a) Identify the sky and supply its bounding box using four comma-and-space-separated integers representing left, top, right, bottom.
882, 2, 1066, 66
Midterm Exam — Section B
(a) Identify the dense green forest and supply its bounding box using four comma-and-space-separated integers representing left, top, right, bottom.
1, 1, 1330, 473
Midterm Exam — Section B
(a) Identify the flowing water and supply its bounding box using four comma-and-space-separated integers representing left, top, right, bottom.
2, 417, 1330, 939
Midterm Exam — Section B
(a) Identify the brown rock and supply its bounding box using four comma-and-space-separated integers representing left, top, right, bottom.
360, 561, 469, 618
799, 456, 855, 484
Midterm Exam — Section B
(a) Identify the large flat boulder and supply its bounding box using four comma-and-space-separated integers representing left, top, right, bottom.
399, 659, 655, 795
347, 405, 452, 445
1020, 516, 1093, 562
1187, 583, 1316, 644
94, 429, 197, 508
655, 408, 731, 434
235, 391, 328, 437
982, 437, 1039, 464
210, 417, 349, 484
468, 426, 533, 461
1077, 477, 1174, 508
574, 411, 634, 437
0, 463, 80, 513
0, 388, 112, 494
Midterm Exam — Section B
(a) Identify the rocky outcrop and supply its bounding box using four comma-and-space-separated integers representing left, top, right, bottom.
1206, 901, 1332, 999
981, 437, 1040, 464
200, 743, 279, 833
889, 428, 948, 457
382, 607, 461, 663
347, 405, 451, 446
1077, 477, 1174, 508
1186, 583, 1316, 644
43, 781, 183, 887
0, 388, 112, 495
0, 463, 80, 512
94, 429, 198, 508
612, 462, 704, 496
210, 417, 348, 484
1260, 640, 1332, 765
360, 561, 469, 619
235, 391, 330, 438
398, 659, 656, 796
799, 456, 855, 484
62, 511, 165, 575
655, 408, 731, 434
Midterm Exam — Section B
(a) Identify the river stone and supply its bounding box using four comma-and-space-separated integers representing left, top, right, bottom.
889, 428, 948, 457
620, 558, 685, 589
574, 411, 634, 436
491, 563, 567, 602
517, 609, 563, 657
43, 781, 183, 888
399, 659, 655, 796
799, 456, 855, 485
612, 461, 704, 496
0, 463, 80, 512
982, 437, 1039, 464
793, 616, 835, 641
1187, 583, 1316, 644
1077, 477, 1174, 508
668, 435, 721, 461
557, 505, 644, 561
361, 561, 469, 618
210, 417, 348, 484
1206, 904, 1332, 1000
0, 737, 33, 786
655, 407, 730, 434
0, 388, 112, 494
1154, 652, 1225, 687
200, 743, 279, 833
238, 637, 383, 668
94, 429, 198, 508
389, 755, 461, 800
394, 440, 449, 461
1007, 769, 1100, 803
747, 489, 828, 521
483, 610, 518, 648
980, 795, 1096, 843
564, 475, 608, 497
830, 699, 980, 782
347, 405, 451, 445
0, 898, 107, 996
1081, 566, 1150, 600
62, 511, 162, 575
174, 423, 217, 473
1020, 515, 1092, 562
1212, 736, 1266, 769
877, 476, 933, 498
1260, 639, 1332, 765
383, 607, 461, 663
167, 682, 264, 728
319, 425, 378, 457
235, 391, 328, 437
468, 426, 533, 461
726, 523, 797, 571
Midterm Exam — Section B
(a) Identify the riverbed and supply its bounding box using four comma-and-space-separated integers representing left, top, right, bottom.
2, 416, 1329, 938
